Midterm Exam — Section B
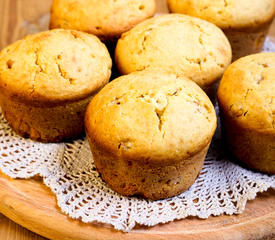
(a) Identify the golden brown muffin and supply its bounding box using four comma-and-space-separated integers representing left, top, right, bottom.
85, 70, 217, 200
50, 0, 156, 42
0, 29, 112, 142
218, 53, 275, 174
167, 0, 275, 60
115, 14, 232, 100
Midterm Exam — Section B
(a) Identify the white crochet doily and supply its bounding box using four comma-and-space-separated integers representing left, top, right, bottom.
0, 40, 275, 232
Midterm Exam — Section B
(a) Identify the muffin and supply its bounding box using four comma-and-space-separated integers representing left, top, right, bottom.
218, 53, 275, 174
50, 0, 156, 42
115, 14, 232, 101
167, 0, 275, 60
85, 70, 217, 200
0, 29, 112, 142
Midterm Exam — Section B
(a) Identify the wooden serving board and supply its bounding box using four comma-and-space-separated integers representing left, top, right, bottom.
0, 0, 275, 239
0, 171, 275, 240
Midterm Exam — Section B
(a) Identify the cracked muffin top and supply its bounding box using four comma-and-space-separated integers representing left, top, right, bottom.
167, 0, 275, 30
115, 14, 232, 88
218, 52, 275, 132
85, 70, 217, 164
50, 0, 156, 41
0, 29, 112, 106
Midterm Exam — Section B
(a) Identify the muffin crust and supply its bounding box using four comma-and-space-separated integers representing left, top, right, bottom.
115, 14, 232, 90
0, 29, 112, 105
85, 70, 217, 199
167, 0, 275, 30
0, 29, 112, 142
50, 0, 156, 41
218, 53, 275, 174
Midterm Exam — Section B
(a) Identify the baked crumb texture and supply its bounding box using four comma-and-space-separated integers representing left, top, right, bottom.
0, 29, 112, 142
115, 14, 232, 100
223, 24, 272, 61
167, 0, 275, 60
50, 0, 156, 41
85, 70, 217, 200
218, 53, 275, 174
0, 96, 91, 143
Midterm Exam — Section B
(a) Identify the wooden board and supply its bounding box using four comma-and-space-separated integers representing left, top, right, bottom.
0, 214, 46, 240
0, 173, 275, 240
0, 0, 275, 239
0, 171, 275, 240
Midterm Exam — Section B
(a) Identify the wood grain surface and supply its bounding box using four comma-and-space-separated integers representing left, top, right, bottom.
0, 0, 274, 240
0, 171, 275, 240
0, 1, 52, 239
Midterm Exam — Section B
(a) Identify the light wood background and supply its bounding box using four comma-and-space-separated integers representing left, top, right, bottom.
0, 1, 52, 239
0, 0, 274, 240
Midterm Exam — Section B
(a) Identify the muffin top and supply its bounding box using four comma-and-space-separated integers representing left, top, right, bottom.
115, 14, 232, 88
218, 53, 275, 133
50, 0, 156, 40
167, 0, 275, 29
85, 70, 217, 165
0, 29, 112, 106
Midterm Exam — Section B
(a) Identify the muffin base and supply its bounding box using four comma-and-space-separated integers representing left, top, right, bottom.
223, 22, 272, 61
0, 95, 92, 143
88, 136, 210, 200
220, 110, 275, 175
